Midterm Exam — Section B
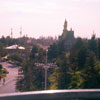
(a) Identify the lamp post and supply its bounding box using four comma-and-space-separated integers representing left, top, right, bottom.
44, 66, 48, 90
35, 49, 57, 90
44, 49, 48, 90
46, 49, 48, 64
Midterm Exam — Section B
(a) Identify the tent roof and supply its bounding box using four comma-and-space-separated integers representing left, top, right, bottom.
5, 45, 25, 50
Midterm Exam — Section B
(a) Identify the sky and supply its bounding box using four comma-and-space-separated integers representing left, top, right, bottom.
0, 0, 100, 38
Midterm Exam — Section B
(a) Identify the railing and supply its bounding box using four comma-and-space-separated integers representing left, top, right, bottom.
0, 89, 100, 100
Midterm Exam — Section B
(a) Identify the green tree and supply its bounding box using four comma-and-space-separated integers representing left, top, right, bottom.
70, 38, 88, 71
88, 34, 97, 55
30, 45, 45, 62
97, 38, 100, 60
69, 71, 82, 89
0, 64, 3, 72
77, 46, 87, 70
16, 60, 44, 91
49, 55, 71, 89
48, 43, 58, 60
17, 46, 46, 91
82, 52, 100, 88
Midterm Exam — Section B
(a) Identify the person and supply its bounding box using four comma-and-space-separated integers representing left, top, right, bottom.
0, 77, 1, 84
0, 77, 1, 82
3, 78, 5, 85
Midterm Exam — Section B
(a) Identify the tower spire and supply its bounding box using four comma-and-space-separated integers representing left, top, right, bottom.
20, 27, 22, 37
11, 28, 13, 38
64, 19, 67, 30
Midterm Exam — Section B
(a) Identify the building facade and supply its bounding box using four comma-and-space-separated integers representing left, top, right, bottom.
59, 20, 75, 51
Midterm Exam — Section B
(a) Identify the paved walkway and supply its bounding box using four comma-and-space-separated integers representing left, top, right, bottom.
0, 62, 18, 94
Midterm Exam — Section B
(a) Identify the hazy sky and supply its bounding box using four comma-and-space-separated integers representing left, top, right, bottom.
0, 0, 100, 38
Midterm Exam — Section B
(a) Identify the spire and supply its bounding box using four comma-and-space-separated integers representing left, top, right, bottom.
93, 30, 95, 34
11, 28, 13, 38
64, 19, 67, 30
65, 19, 67, 24
70, 28, 72, 31
20, 27, 22, 37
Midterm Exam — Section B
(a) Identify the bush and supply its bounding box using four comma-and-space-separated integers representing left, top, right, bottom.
8, 54, 22, 62
0, 64, 3, 71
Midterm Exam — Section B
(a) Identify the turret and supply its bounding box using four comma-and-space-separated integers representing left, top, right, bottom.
63, 19, 67, 30
11, 28, 13, 38
20, 27, 22, 37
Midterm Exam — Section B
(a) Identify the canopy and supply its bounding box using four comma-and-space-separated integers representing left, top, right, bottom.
5, 45, 25, 50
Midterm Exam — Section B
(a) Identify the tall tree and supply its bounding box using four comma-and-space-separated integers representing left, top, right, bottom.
88, 34, 97, 55
82, 52, 100, 88
97, 38, 100, 60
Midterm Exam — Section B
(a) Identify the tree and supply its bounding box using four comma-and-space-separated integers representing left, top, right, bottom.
69, 71, 82, 89
77, 46, 87, 70
81, 52, 100, 88
70, 38, 88, 71
16, 60, 44, 91
30, 45, 45, 63
0, 64, 2, 71
0, 64, 8, 82
16, 46, 46, 91
48, 43, 58, 61
88, 34, 97, 55
49, 54, 71, 89
97, 38, 100, 60
30, 45, 38, 60
0, 64, 3, 82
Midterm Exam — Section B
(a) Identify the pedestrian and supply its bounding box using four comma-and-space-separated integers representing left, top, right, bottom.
3, 78, 5, 85
0, 77, 1, 84
0, 77, 1, 82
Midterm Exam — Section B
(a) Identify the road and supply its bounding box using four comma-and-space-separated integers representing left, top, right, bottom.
0, 62, 18, 94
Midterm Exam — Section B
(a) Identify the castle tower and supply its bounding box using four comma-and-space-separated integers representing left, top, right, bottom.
63, 19, 67, 31
62, 19, 68, 38
59, 20, 75, 51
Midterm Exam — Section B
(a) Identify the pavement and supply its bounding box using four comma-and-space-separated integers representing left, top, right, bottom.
0, 61, 18, 94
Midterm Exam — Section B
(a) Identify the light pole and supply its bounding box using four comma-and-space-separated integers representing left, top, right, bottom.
44, 49, 48, 90
46, 49, 48, 64
35, 49, 57, 90
44, 66, 48, 90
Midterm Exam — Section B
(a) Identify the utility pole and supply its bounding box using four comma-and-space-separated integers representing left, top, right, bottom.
44, 49, 48, 90
35, 49, 57, 90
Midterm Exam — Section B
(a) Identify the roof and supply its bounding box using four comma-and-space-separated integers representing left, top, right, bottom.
5, 45, 25, 50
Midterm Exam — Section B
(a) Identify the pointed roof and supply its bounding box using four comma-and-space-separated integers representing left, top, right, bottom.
70, 28, 72, 31
65, 19, 67, 22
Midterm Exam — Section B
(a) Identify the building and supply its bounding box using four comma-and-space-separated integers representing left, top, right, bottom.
59, 20, 75, 51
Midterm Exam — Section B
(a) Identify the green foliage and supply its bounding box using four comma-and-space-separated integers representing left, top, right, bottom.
2, 68, 9, 74
0, 64, 2, 71
0, 65, 8, 79
16, 60, 44, 91
48, 35, 100, 89
30, 45, 38, 59
30, 45, 45, 63
16, 34, 100, 91
81, 53, 100, 88
69, 38, 88, 71
48, 43, 58, 60
16, 45, 46, 91
8, 54, 22, 62
48, 67, 59, 89
97, 38, 100, 60
88, 34, 97, 55
77, 47, 87, 70
69, 71, 82, 89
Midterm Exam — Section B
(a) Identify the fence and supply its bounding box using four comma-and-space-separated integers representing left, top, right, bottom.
0, 89, 100, 100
